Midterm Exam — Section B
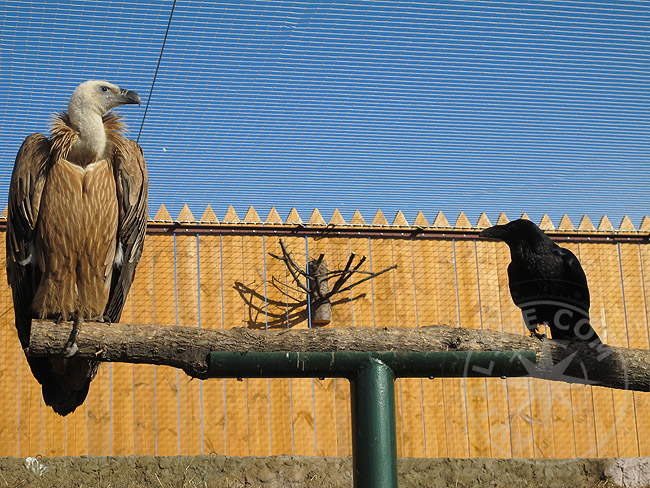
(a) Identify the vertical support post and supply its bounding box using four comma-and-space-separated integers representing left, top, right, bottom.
309, 258, 332, 325
350, 358, 398, 488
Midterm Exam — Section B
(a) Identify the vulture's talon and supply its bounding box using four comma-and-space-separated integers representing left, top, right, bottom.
64, 343, 79, 358
63, 316, 83, 357
90, 315, 111, 324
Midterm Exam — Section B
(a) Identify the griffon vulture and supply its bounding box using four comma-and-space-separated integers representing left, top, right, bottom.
6, 80, 148, 415
480, 219, 600, 344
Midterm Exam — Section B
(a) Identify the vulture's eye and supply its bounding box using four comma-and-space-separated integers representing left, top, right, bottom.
100, 86, 109, 92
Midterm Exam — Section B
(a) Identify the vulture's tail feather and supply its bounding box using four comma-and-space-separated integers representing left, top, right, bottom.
42, 375, 91, 416
27, 355, 98, 416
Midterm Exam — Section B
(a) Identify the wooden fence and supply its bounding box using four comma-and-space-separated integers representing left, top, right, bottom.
0, 205, 649, 459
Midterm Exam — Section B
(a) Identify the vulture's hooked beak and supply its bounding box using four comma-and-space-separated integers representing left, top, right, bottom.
119, 89, 141, 105
479, 225, 507, 240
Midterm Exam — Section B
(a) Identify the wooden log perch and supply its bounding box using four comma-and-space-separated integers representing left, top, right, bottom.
28, 319, 650, 391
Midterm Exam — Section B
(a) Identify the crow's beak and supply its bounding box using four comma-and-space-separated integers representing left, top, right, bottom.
119, 88, 141, 105
479, 225, 507, 240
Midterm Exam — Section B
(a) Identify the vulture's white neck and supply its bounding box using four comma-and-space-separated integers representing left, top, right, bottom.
67, 105, 107, 166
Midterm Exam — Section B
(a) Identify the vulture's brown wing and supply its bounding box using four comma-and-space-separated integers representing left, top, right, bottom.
6, 134, 50, 348
104, 138, 148, 322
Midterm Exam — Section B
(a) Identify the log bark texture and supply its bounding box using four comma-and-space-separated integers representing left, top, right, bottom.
27, 319, 650, 391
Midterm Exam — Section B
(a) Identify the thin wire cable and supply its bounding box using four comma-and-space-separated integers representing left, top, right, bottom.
137, 0, 177, 143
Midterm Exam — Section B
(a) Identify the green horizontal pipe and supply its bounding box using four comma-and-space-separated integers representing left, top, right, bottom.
207, 350, 536, 379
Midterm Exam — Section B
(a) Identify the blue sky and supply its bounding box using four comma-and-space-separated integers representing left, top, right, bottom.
1, 0, 648, 227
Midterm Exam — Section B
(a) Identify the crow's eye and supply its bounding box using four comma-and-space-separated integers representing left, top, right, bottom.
100, 86, 109, 92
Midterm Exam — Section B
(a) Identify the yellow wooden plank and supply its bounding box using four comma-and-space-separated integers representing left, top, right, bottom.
263, 235, 294, 456
392, 238, 426, 458
269, 376, 293, 455
0, 231, 19, 456
243, 235, 271, 456
617, 243, 647, 455
619, 243, 648, 349
197, 234, 226, 455
442, 377, 469, 458
539, 241, 579, 459
560, 245, 595, 459
131, 237, 156, 455
312, 377, 336, 456
367, 237, 408, 457
578, 242, 618, 457
431, 239, 458, 326
492, 238, 534, 458
42, 398, 65, 457
418, 237, 469, 458
266, 237, 316, 456
598, 242, 638, 457
176, 233, 203, 455
19, 351, 43, 456
281, 237, 310, 329
291, 377, 316, 455
637, 242, 650, 456
347, 237, 374, 328
152, 234, 180, 456
562, 243, 597, 459
220, 234, 249, 455
455, 238, 491, 458
422, 377, 446, 457
317, 236, 353, 457
475, 236, 512, 458
112, 287, 134, 455
438, 239, 469, 458
571, 383, 598, 458
415, 239, 451, 457
87, 365, 111, 455
307, 236, 342, 457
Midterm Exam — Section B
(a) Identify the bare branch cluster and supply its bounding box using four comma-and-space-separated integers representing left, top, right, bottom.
268, 239, 397, 301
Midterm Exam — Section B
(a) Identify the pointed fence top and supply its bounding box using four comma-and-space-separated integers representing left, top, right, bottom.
265, 207, 283, 225
308, 208, 326, 226
598, 215, 614, 232
640, 216, 650, 232
200, 205, 219, 223
392, 210, 410, 227
578, 215, 595, 232
350, 210, 367, 226
222, 205, 241, 224
177, 204, 195, 223
285, 208, 303, 225
557, 214, 575, 231
454, 212, 472, 229
475, 212, 491, 229
619, 215, 636, 232
106, 206, 645, 235
432, 211, 451, 229
371, 209, 389, 227
539, 214, 555, 231
329, 209, 347, 226
413, 211, 429, 228
243, 206, 262, 224
153, 204, 172, 222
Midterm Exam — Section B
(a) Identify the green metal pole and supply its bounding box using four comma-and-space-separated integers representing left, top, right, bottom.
350, 358, 398, 488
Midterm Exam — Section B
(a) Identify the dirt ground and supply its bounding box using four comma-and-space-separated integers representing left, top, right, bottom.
0, 455, 638, 487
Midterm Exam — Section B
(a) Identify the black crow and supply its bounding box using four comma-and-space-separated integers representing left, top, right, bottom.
480, 219, 601, 344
